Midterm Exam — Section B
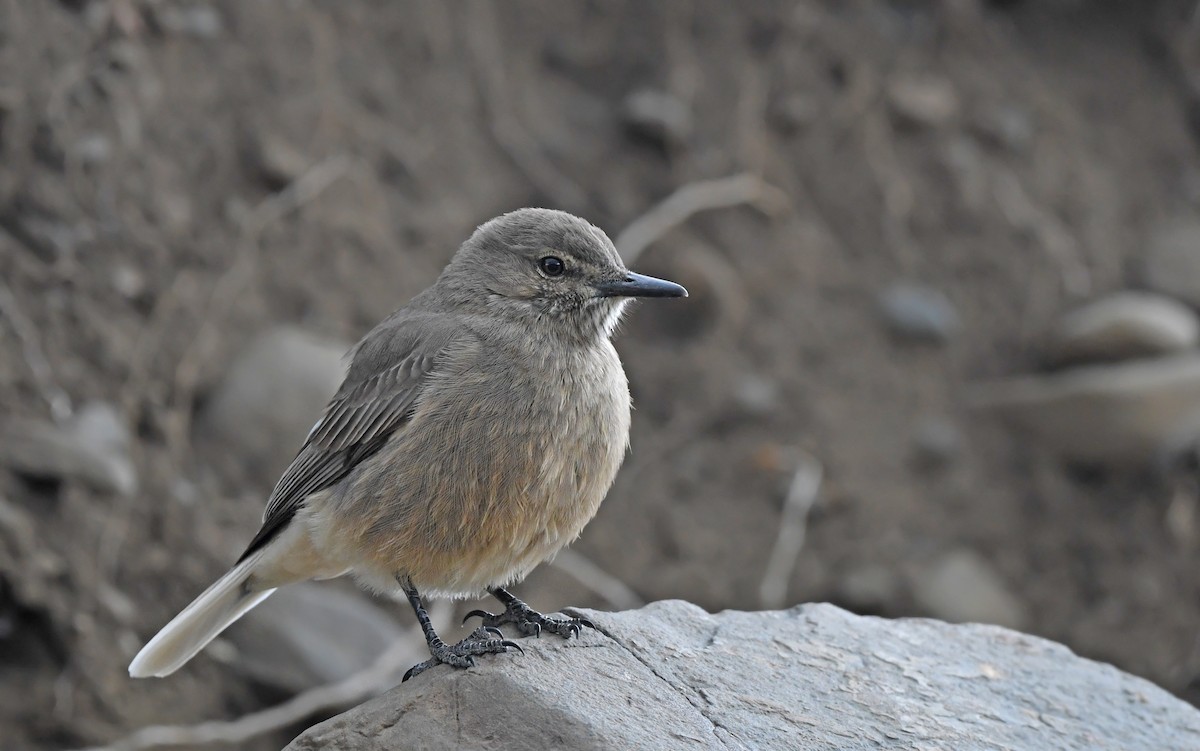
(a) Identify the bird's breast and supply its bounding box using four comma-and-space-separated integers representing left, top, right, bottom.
329, 337, 632, 596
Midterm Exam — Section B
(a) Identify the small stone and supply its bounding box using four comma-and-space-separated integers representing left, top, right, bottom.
250, 133, 312, 189
913, 549, 1027, 630
155, 5, 223, 39
154, 192, 193, 234
1047, 292, 1200, 366
733, 374, 781, 416
1141, 219, 1200, 308
228, 583, 410, 693
971, 104, 1034, 153
887, 75, 960, 128
111, 264, 146, 299
878, 283, 960, 343
73, 402, 132, 452
911, 417, 962, 469
621, 89, 691, 148
73, 133, 111, 165
195, 327, 349, 478
770, 95, 819, 134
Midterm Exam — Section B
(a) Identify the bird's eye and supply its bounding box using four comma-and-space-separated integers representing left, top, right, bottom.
539, 255, 565, 277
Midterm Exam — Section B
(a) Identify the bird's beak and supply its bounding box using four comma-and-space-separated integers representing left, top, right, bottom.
594, 271, 688, 299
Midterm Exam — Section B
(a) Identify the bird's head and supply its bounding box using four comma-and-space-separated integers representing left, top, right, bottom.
436, 208, 687, 340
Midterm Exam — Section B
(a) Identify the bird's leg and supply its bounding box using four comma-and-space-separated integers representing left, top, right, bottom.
463, 586, 595, 639
400, 580, 521, 682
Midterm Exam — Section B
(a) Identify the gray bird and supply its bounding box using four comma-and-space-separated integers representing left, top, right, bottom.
129, 208, 687, 681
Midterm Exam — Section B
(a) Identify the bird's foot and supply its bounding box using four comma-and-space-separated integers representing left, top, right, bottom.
402, 627, 522, 682
464, 598, 595, 639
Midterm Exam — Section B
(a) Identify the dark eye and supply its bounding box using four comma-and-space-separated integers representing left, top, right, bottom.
539, 255, 565, 277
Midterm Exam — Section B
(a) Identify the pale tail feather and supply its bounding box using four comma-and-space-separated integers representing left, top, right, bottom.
128, 550, 275, 678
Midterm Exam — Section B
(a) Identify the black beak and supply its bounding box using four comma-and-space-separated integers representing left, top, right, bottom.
594, 271, 688, 299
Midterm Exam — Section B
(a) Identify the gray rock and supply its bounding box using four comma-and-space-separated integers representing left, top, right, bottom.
227, 583, 409, 694
887, 75, 960, 128
878, 283, 960, 343
912, 549, 1028, 630
911, 416, 962, 469
250, 132, 312, 188
195, 327, 349, 477
1142, 219, 1200, 308
110, 264, 146, 299
968, 354, 1200, 466
154, 4, 223, 39
731, 374, 781, 416
73, 133, 112, 165
621, 89, 692, 148
835, 564, 902, 612
971, 103, 1034, 153
1047, 292, 1199, 366
770, 94, 819, 134
287, 600, 1200, 751
0, 402, 136, 495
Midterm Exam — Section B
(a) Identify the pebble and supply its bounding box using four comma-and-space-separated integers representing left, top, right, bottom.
886, 75, 960, 128
770, 94, 819, 134
250, 133, 312, 189
970, 103, 1034, 153
911, 417, 962, 469
154, 5, 223, 39
111, 265, 146, 299
73, 133, 112, 165
878, 283, 960, 343
621, 89, 692, 149
733, 374, 782, 416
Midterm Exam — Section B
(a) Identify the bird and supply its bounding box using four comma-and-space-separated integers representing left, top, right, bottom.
129, 208, 687, 681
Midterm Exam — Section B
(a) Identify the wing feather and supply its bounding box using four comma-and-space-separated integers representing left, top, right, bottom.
237, 322, 461, 561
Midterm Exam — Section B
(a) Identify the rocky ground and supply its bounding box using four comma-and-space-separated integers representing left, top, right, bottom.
4, 1, 1200, 749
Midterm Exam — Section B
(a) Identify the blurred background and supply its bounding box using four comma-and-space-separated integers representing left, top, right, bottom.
4, 0, 1200, 748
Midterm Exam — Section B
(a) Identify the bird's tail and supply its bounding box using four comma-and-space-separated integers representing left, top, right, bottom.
128, 549, 275, 678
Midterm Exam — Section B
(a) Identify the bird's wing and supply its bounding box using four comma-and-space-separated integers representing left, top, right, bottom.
238, 313, 469, 561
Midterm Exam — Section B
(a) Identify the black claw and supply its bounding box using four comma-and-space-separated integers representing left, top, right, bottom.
502, 640, 523, 654
463, 609, 491, 625
483, 626, 504, 638
531, 622, 542, 638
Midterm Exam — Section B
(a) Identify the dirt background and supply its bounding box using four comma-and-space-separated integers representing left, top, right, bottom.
4, 0, 1200, 748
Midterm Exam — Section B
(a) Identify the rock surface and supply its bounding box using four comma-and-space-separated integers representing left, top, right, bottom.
0, 401, 137, 495
1046, 291, 1199, 366
968, 354, 1200, 466
286, 601, 1200, 751
227, 583, 410, 694
1142, 219, 1200, 308
912, 548, 1028, 630
195, 327, 349, 477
